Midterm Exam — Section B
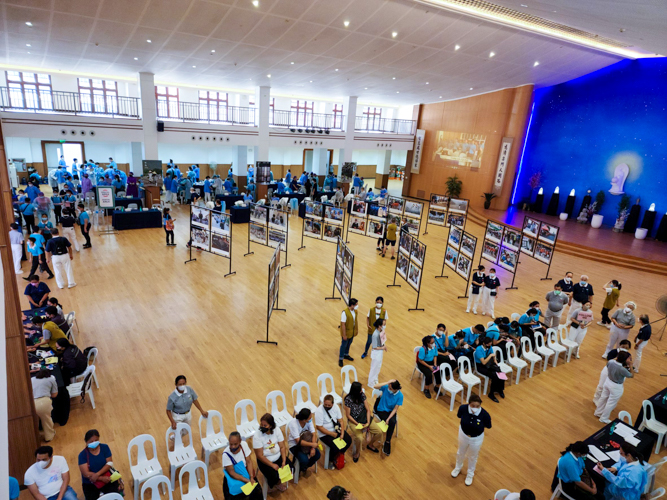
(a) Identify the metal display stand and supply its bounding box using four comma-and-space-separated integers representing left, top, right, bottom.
436, 225, 478, 299
245, 203, 291, 269
478, 220, 523, 291
423, 196, 469, 235
185, 204, 235, 277
520, 215, 560, 280
258, 245, 284, 346
326, 237, 354, 303
388, 229, 426, 312
299, 200, 346, 250
345, 196, 424, 244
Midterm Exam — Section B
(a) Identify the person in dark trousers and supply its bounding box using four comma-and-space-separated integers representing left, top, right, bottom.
20, 196, 36, 233
372, 379, 403, 456
633, 314, 651, 373
339, 298, 359, 368
24, 275, 51, 309
163, 207, 175, 246
451, 394, 492, 486
474, 337, 505, 403
78, 429, 124, 500
416, 335, 441, 399
55, 338, 87, 384
77, 203, 92, 248
25, 236, 54, 282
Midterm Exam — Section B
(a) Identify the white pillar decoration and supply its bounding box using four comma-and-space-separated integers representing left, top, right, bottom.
256, 86, 270, 162
312, 148, 328, 176
232, 146, 248, 177
342, 96, 357, 165
138, 72, 158, 160
376, 149, 391, 175
130, 142, 143, 173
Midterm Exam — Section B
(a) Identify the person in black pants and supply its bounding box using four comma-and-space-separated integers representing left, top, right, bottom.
416, 335, 441, 399
163, 207, 175, 246
77, 203, 92, 248
315, 395, 352, 468
474, 337, 505, 403
372, 379, 403, 455
25, 236, 54, 280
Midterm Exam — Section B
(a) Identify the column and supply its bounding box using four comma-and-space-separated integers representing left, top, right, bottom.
130, 142, 143, 174
138, 72, 159, 160
232, 145, 248, 192
312, 148, 328, 186
256, 86, 271, 162
338, 96, 357, 195
375, 150, 391, 190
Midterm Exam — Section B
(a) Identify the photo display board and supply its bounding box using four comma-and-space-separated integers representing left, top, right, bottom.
521, 215, 559, 279
441, 225, 478, 284
187, 205, 235, 277
246, 203, 290, 267
479, 219, 522, 290
331, 237, 354, 304
387, 196, 424, 236
268, 245, 281, 320
389, 229, 426, 311
424, 195, 469, 234
301, 200, 345, 245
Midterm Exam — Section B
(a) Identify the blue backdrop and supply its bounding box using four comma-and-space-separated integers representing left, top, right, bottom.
512, 58, 667, 233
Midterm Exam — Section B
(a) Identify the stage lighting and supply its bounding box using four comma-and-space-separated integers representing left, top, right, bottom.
290, 128, 296, 132
325, 129, 330, 134
297, 128, 303, 133
318, 129, 323, 133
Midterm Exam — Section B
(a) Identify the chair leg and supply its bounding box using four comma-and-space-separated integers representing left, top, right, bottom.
450, 393, 455, 411
515, 368, 521, 385
171, 465, 176, 489
529, 362, 535, 378
89, 389, 95, 409
93, 372, 99, 389
133, 480, 139, 500
204, 449, 210, 469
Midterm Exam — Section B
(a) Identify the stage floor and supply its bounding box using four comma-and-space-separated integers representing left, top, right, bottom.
475, 207, 667, 264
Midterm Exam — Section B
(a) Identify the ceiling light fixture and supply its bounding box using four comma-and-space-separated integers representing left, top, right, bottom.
533, 61, 539, 66
392, 77, 396, 80
134, 57, 138, 60
439, 96, 442, 98
344, 20, 350, 27
252, 0, 259, 6
26, 44, 31, 47
425, 82, 429, 84
147, 39, 151, 43
309, 80, 313, 83
396, 91, 400, 93
192, 65, 196, 68
267, 74, 271, 78
454, 44, 460, 50
489, 51, 495, 57
520, 4, 527, 7
290, 61, 294, 64
25, 22, 33, 27
211, 49, 215, 53
469, 87, 473, 90
391, 31, 398, 38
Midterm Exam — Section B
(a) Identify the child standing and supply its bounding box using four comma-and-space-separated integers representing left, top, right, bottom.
163, 207, 175, 246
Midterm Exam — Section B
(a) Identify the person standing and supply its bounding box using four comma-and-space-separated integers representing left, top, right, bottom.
24, 237, 54, 283
633, 314, 651, 373
603, 302, 636, 358
315, 395, 353, 469
372, 379, 403, 456
466, 265, 485, 314
451, 394, 492, 486
362, 297, 387, 359
81, 173, 93, 200
60, 209, 80, 252
482, 268, 500, 318
381, 219, 397, 259
25, 446, 80, 500
343, 381, 383, 461
9, 222, 24, 274
544, 283, 569, 328
126, 172, 138, 197
593, 340, 631, 404
51, 191, 63, 225
24, 275, 51, 309
598, 280, 622, 328
339, 298, 358, 368
594, 351, 634, 424
567, 300, 593, 358
569, 275, 594, 316
168, 174, 179, 203
203, 176, 212, 203
78, 429, 124, 500
166, 375, 208, 434
45, 229, 76, 289
31, 370, 58, 442
367, 319, 387, 389
163, 207, 175, 246
20, 196, 37, 233
77, 204, 92, 249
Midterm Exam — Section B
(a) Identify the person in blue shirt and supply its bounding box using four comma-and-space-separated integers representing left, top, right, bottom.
323, 174, 333, 191
26, 182, 40, 203
77, 203, 92, 248
247, 165, 254, 179
24, 236, 54, 282
29, 171, 42, 184
380, 187, 387, 199
446, 330, 466, 355
168, 174, 179, 202
275, 181, 285, 195
299, 172, 308, 185
352, 173, 362, 193
167, 159, 175, 169
37, 214, 53, 239
462, 324, 485, 349
194, 165, 200, 181
163, 175, 173, 203
51, 192, 63, 224
203, 176, 212, 202
179, 177, 192, 203
20, 197, 37, 232
108, 157, 117, 169
173, 165, 182, 179
243, 192, 253, 205
596, 443, 647, 500
64, 176, 75, 194
482, 268, 501, 318
433, 323, 457, 373
62, 190, 77, 212
285, 169, 292, 183
112, 175, 124, 195
485, 320, 501, 345
474, 337, 505, 402
371, 379, 403, 455
519, 307, 543, 348
115, 168, 127, 185
104, 165, 115, 179
417, 335, 441, 399
187, 169, 196, 182
78, 429, 124, 500
227, 167, 233, 179
54, 166, 68, 192
366, 188, 375, 201
71, 158, 79, 178
269, 170, 274, 182
58, 155, 67, 168
9, 476, 20, 500
223, 178, 232, 193
557, 441, 597, 498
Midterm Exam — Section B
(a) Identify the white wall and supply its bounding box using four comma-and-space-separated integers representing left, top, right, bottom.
157, 143, 234, 164
391, 150, 407, 166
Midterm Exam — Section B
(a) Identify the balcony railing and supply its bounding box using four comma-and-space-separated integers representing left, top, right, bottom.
156, 100, 256, 126
354, 116, 416, 135
0, 87, 141, 118
270, 109, 346, 131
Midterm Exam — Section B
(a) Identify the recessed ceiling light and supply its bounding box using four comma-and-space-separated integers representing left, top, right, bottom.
309, 80, 313, 83
252, 0, 259, 6
489, 51, 495, 57
520, 4, 528, 7
344, 20, 350, 27
133, 57, 138, 60
534, 61, 540, 66
211, 49, 215, 53
391, 31, 398, 38
396, 91, 400, 93
25, 22, 33, 27
454, 44, 460, 51
192, 65, 196, 68
290, 61, 294, 64
364, 87, 368, 90
267, 74, 271, 78
470, 87, 473, 90
26, 44, 31, 47
392, 77, 396, 80
27, 52, 30, 54
146, 39, 151, 43
439, 96, 442, 98
335, 68, 338, 71
425, 82, 429, 84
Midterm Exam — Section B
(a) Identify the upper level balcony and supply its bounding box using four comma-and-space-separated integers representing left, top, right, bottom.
156, 99, 256, 126
270, 109, 345, 131
354, 116, 416, 135
0, 87, 141, 118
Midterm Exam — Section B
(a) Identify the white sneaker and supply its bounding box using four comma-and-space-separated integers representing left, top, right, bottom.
597, 321, 605, 326
68, 283, 77, 288
465, 473, 474, 486
465, 309, 470, 313
451, 468, 461, 478
473, 310, 477, 315
633, 368, 639, 373
601, 353, 608, 359
599, 418, 611, 424
491, 315, 495, 319
482, 312, 486, 316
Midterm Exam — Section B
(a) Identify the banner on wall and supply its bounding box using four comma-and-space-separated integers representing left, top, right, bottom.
410, 129, 425, 174
494, 137, 513, 191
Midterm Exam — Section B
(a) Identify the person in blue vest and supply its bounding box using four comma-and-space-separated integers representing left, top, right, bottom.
187, 168, 196, 182
223, 177, 232, 193
71, 158, 79, 178
108, 157, 117, 169
556, 441, 597, 498
173, 164, 182, 179
298, 171, 308, 185
285, 169, 292, 184
203, 176, 212, 202
20, 197, 37, 232
194, 165, 200, 182
352, 173, 362, 194
104, 164, 115, 179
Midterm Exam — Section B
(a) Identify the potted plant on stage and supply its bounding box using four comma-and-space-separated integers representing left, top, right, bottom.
446, 174, 463, 198
613, 194, 631, 232
590, 190, 606, 228
482, 192, 497, 210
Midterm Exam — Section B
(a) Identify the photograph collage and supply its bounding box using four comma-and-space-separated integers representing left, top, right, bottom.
305, 201, 345, 243
426, 194, 470, 230
268, 246, 280, 319
444, 225, 475, 280
521, 216, 558, 264
335, 237, 354, 304
481, 220, 520, 274
387, 196, 423, 235
397, 230, 425, 291
190, 206, 231, 258
250, 203, 289, 252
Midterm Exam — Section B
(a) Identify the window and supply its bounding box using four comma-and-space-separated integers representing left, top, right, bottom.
78, 78, 118, 114
155, 86, 179, 118
290, 99, 314, 127
6, 71, 52, 110
362, 106, 382, 131
199, 91, 228, 122
333, 103, 344, 129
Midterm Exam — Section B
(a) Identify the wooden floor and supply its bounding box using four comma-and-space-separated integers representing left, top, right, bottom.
16, 196, 667, 500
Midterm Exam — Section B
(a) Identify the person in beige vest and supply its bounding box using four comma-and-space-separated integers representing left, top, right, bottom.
362, 297, 388, 359
339, 298, 359, 368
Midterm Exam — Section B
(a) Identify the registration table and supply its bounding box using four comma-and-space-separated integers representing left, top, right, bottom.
112, 209, 162, 230
114, 196, 143, 209
217, 194, 244, 206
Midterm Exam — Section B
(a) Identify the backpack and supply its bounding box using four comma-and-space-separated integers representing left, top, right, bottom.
52, 237, 68, 255
165, 219, 174, 231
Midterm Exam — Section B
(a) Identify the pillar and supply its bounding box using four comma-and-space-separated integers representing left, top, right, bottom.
256, 86, 271, 162
232, 146, 248, 191
138, 72, 159, 160
312, 148, 328, 185
131, 142, 143, 175
338, 95, 357, 194
375, 150, 391, 190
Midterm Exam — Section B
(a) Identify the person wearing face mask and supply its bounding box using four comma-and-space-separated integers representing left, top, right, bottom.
595, 443, 648, 500
252, 414, 290, 493
78, 429, 123, 500
633, 314, 651, 373
339, 298, 359, 368
556, 441, 597, 499
166, 375, 208, 435
222, 432, 263, 500
567, 300, 593, 358
287, 409, 320, 474
466, 265, 485, 314
593, 340, 631, 404
474, 337, 505, 403
451, 394, 491, 486
416, 335, 442, 399
367, 318, 387, 388
315, 395, 353, 469
603, 301, 637, 358
372, 379, 403, 455
598, 280, 622, 328
344, 381, 383, 460
544, 283, 570, 328
481, 268, 500, 318
362, 297, 388, 359
31, 370, 59, 442
25, 446, 79, 500
433, 323, 457, 372
594, 351, 634, 423
569, 275, 594, 317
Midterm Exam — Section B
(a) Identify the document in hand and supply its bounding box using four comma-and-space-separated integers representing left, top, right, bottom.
241, 482, 257, 495
278, 466, 293, 483
355, 423, 364, 430
378, 421, 389, 433
333, 437, 347, 449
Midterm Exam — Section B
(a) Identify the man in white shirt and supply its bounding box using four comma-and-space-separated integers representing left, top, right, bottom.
287, 409, 320, 473
9, 222, 24, 274
25, 446, 79, 500
315, 396, 352, 467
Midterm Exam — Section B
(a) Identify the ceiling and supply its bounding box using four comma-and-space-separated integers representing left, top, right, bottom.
0, 0, 652, 105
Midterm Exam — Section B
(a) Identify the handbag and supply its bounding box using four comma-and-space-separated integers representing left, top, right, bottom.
324, 406, 342, 434
85, 449, 114, 489
570, 319, 581, 329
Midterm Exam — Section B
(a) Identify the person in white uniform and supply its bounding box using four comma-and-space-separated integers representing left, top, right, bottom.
367, 318, 387, 388
466, 265, 485, 314
594, 351, 633, 424
9, 222, 24, 273
451, 394, 491, 486
166, 375, 208, 438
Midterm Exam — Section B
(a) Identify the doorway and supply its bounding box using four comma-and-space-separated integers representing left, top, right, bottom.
42, 141, 85, 177
302, 149, 334, 172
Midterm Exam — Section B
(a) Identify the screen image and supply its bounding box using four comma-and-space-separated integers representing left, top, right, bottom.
432, 131, 486, 169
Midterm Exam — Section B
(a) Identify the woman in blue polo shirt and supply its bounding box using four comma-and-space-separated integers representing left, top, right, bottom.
557, 441, 597, 499
474, 337, 505, 403
372, 379, 402, 456
417, 335, 441, 399
78, 429, 124, 500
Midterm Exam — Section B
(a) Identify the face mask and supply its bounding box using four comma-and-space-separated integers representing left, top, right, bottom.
176, 386, 186, 393
579, 281, 587, 286
554, 290, 561, 295
436, 330, 444, 337
259, 427, 270, 434
87, 441, 100, 449
230, 446, 241, 453
582, 305, 590, 310
38, 460, 50, 469
489, 273, 496, 278
429, 344, 435, 350
470, 407, 481, 416
376, 303, 383, 309
624, 307, 631, 314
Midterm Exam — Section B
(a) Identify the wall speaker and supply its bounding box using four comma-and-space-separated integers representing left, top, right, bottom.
157, 121, 165, 132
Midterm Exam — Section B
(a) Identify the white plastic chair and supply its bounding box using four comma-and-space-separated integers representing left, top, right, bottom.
646, 458, 667, 496
457, 357, 481, 403
492, 346, 513, 385
292, 381, 318, 415
507, 342, 527, 385
140, 475, 172, 500
266, 390, 293, 433
317, 373, 343, 406
66, 365, 95, 409
128, 434, 163, 500
649, 488, 666, 499
198, 411, 228, 469
340, 365, 358, 395
234, 399, 260, 441
473, 361, 490, 395
410, 346, 426, 391
521, 337, 542, 378
165, 423, 197, 488
435, 364, 463, 411
494, 490, 511, 500
535, 332, 555, 371
179, 461, 213, 500
558, 324, 578, 362
99, 495, 124, 500
549, 478, 577, 500
546, 329, 567, 367
83, 347, 99, 388
65, 312, 77, 344
618, 410, 633, 426
510, 313, 521, 322
128, 203, 139, 210
638, 399, 667, 454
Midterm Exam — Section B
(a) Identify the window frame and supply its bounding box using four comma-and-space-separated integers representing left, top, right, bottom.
77, 78, 118, 115
155, 86, 180, 118
362, 106, 382, 131
5, 71, 53, 110
290, 99, 314, 127
198, 90, 229, 122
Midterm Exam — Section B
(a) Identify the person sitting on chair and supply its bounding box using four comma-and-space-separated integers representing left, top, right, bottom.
252, 414, 291, 493
556, 441, 597, 499
315, 395, 353, 469
372, 379, 403, 456
474, 337, 505, 403
287, 409, 320, 474
55, 338, 87, 382
222, 432, 263, 500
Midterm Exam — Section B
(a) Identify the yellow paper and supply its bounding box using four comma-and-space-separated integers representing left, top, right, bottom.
278, 466, 292, 483
317, 443, 323, 451
45, 357, 58, 364
109, 471, 122, 482
355, 423, 364, 430
378, 420, 389, 433
333, 437, 347, 449
241, 482, 257, 495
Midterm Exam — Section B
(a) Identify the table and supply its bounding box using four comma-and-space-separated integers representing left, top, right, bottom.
114, 197, 143, 209
230, 206, 250, 224
112, 209, 162, 230
636, 387, 667, 429
216, 194, 244, 206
